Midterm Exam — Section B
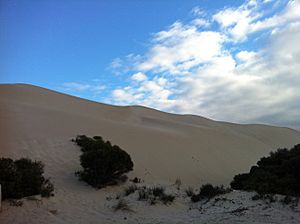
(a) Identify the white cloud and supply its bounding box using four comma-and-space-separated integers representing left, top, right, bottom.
137, 22, 224, 74
110, 0, 300, 130
212, 0, 300, 42
235, 50, 258, 63
191, 18, 210, 27
250, 0, 300, 32
131, 72, 147, 82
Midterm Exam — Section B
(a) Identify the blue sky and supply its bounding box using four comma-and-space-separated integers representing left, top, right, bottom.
1, 0, 300, 130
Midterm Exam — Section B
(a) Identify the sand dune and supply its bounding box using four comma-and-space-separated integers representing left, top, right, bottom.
1, 83, 300, 224
1, 83, 300, 186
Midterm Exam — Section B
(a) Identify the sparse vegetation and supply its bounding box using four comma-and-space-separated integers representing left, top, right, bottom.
160, 193, 175, 204
124, 184, 138, 196
136, 186, 175, 205
190, 184, 230, 202
185, 186, 194, 197
0, 157, 54, 200
74, 135, 133, 188
138, 188, 149, 201
151, 186, 165, 197
231, 144, 300, 197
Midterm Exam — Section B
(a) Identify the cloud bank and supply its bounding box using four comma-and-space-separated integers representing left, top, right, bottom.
111, 0, 300, 130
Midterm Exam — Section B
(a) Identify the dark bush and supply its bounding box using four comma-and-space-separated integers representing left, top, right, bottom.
14, 158, 45, 198
231, 144, 300, 197
0, 158, 18, 199
0, 158, 54, 200
191, 193, 202, 202
199, 184, 229, 198
74, 135, 134, 188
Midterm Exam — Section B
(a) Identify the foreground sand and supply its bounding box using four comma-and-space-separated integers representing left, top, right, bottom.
1, 83, 300, 223
1, 184, 300, 224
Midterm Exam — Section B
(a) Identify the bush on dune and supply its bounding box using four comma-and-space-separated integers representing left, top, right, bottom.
0, 158, 54, 200
231, 144, 300, 197
74, 135, 134, 188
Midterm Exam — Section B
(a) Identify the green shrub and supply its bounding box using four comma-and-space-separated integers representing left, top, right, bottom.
74, 135, 134, 188
0, 158, 54, 200
231, 144, 300, 197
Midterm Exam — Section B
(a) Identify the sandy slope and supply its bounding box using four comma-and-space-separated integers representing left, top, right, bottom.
1, 83, 300, 223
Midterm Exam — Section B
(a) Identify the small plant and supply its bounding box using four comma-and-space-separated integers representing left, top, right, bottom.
130, 177, 141, 183
151, 186, 165, 197
160, 193, 175, 205
41, 178, 54, 197
138, 188, 149, 201
124, 185, 138, 196
175, 178, 182, 190
191, 194, 202, 202
185, 186, 194, 197
149, 196, 157, 205
113, 199, 131, 212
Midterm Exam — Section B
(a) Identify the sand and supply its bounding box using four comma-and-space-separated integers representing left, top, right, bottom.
0, 83, 300, 223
